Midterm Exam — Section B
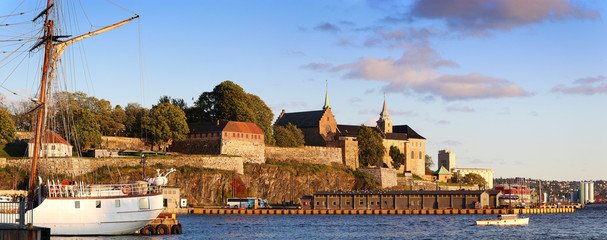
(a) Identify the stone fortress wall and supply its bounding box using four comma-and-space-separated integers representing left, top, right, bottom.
222, 139, 264, 164
264, 146, 342, 166
0, 155, 244, 175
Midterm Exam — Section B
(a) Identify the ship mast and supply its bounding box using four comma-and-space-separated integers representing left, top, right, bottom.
28, 0, 54, 201
27, 0, 139, 201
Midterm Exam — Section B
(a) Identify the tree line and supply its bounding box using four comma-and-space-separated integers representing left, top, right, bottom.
0, 81, 305, 151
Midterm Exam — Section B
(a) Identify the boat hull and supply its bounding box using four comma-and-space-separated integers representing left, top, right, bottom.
30, 193, 163, 235
476, 217, 529, 226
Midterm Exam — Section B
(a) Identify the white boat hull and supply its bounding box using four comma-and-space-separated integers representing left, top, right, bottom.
476, 217, 529, 226
30, 193, 163, 235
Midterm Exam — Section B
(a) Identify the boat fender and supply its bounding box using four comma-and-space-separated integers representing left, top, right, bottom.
122, 185, 132, 195
171, 224, 182, 234
156, 224, 169, 235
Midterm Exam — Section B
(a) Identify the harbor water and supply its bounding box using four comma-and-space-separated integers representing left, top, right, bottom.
52, 204, 607, 239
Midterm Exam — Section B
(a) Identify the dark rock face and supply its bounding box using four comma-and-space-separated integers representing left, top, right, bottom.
173, 163, 376, 206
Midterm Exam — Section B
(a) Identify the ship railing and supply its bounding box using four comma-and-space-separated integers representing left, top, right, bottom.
44, 181, 162, 198
0, 201, 34, 228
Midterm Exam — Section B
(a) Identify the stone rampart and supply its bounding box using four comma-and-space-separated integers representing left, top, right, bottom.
338, 137, 359, 169
397, 177, 478, 191
264, 146, 342, 166
221, 139, 264, 164
100, 136, 149, 150
3, 155, 244, 175
170, 139, 221, 155
358, 167, 397, 188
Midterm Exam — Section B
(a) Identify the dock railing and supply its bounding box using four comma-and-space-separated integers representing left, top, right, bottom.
0, 201, 34, 228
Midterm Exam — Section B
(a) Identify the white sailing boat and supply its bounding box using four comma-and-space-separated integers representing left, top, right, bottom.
476, 214, 530, 226
1, 0, 167, 235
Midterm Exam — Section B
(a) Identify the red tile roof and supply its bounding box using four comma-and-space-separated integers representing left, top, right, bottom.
223, 121, 264, 135
28, 130, 71, 146
188, 121, 263, 135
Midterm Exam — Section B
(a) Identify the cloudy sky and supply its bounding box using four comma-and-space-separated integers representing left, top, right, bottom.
1, 0, 606, 181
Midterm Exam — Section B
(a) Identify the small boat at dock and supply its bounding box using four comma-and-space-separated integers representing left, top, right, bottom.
476, 214, 529, 226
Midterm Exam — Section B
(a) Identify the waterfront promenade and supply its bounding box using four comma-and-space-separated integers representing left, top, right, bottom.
187, 207, 575, 215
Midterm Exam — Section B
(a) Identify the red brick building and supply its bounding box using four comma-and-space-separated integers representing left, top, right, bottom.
172, 121, 265, 163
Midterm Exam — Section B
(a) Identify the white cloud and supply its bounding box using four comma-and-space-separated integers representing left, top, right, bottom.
446, 105, 475, 112
332, 45, 530, 100
552, 75, 607, 95
407, 0, 600, 36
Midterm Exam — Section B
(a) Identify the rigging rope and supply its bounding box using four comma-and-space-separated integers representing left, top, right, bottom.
103, 0, 138, 16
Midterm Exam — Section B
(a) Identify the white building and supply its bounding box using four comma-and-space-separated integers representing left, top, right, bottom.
27, 130, 72, 157
453, 168, 495, 189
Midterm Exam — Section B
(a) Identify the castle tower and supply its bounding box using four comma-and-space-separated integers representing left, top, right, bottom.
376, 99, 392, 133
438, 149, 456, 171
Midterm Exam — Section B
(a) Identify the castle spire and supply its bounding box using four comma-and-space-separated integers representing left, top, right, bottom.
323, 80, 330, 109
380, 95, 389, 118
377, 96, 392, 133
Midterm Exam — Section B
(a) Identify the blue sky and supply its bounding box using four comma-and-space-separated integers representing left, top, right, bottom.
1, 0, 606, 181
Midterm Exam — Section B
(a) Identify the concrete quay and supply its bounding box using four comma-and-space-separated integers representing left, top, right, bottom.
189, 207, 575, 215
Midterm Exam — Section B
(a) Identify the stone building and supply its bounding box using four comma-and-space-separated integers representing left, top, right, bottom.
275, 92, 427, 176
433, 166, 452, 182
171, 120, 265, 163
438, 149, 456, 171
453, 168, 495, 189
27, 130, 72, 157
274, 92, 338, 147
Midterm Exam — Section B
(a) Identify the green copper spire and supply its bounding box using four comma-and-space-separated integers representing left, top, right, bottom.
323, 80, 330, 109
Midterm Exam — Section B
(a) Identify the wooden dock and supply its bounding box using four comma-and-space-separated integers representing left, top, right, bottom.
189, 207, 575, 215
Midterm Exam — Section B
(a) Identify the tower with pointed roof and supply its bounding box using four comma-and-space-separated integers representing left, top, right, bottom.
323, 81, 330, 109
376, 99, 393, 133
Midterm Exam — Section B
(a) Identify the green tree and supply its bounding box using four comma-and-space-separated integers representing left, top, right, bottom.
273, 123, 304, 147
425, 154, 434, 174
52, 92, 122, 137
357, 125, 385, 167
0, 109, 16, 144
157, 95, 187, 110
389, 146, 405, 169
70, 108, 102, 151
145, 103, 189, 151
193, 81, 274, 144
6, 100, 35, 131
123, 103, 148, 138
462, 173, 487, 189
111, 105, 126, 136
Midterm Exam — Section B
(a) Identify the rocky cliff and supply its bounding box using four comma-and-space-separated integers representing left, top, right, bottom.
0, 160, 376, 205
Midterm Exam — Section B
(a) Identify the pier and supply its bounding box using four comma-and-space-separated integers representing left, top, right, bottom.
189, 207, 575, 215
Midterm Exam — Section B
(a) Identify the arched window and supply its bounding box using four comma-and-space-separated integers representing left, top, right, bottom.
411, 152, 414, 159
